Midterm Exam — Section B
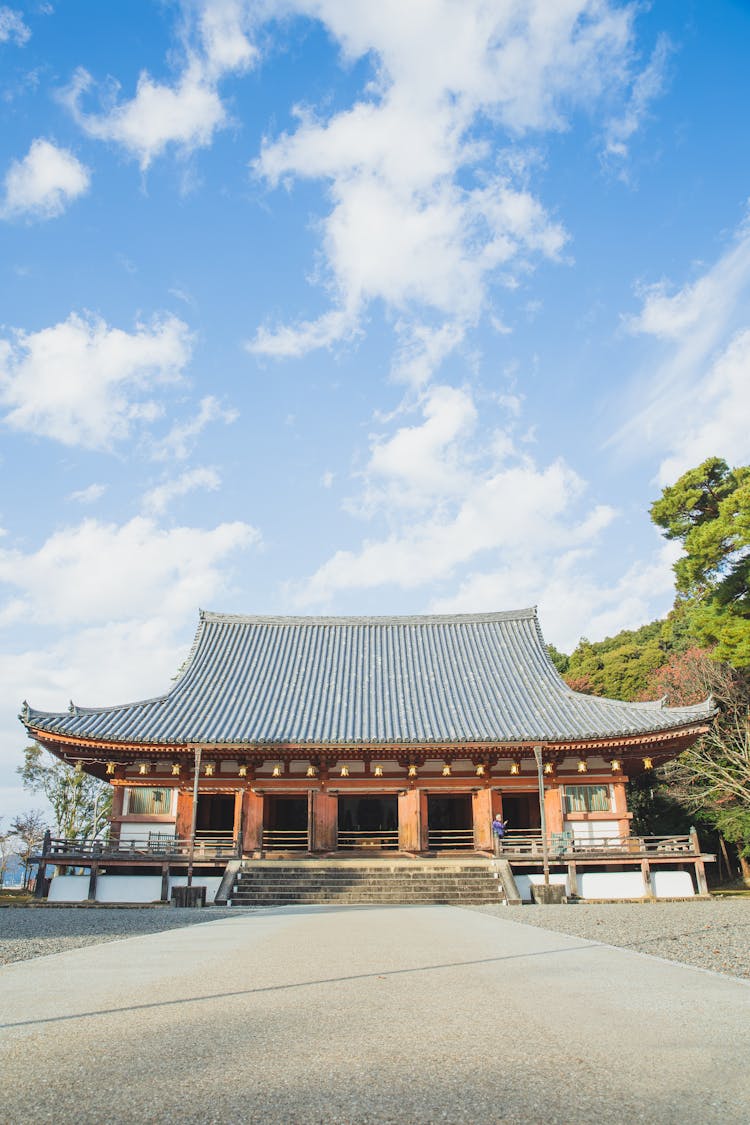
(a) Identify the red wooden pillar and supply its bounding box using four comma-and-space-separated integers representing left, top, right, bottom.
398, 789, 427, 852
544, 786, 564, 836
233, 790, 243, 844
472, 788, 494, 851
109, 785, 125, 842
311, 791, 338, 852
611, 780, 630, 836
242, 790, 263, 853
176, 788, 193, 839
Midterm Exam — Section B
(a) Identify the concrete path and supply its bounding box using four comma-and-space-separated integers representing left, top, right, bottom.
1, 905, 748, 1124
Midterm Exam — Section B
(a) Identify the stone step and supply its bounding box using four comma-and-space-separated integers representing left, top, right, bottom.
235, 868, 499, 877
231, 896, 500, 905
232, 877, 499, 886
228, 861, 503, 906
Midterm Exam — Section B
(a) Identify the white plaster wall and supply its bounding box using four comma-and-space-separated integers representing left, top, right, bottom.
96, 875, 164, 902
47, 873, 223, 903
652, 870, 695, 897
48, 874, 89, 901
578, 870, 646, 899
515, 868, 696, 901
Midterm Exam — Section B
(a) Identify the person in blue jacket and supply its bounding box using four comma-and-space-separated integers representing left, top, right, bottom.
492, 811, 507, 854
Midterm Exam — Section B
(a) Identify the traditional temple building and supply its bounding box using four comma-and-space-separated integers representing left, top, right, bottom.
22, 609, 715, 902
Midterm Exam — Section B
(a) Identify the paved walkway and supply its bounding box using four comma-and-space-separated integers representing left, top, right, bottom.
1, 905, 748, 1124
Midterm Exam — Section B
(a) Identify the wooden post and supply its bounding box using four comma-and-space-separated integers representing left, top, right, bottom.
187, 745, 202, 888
641, 858, 654, 899
233, 789, 244, 855
161, 864, 170, 902
35, 830, 51, 899
242, 790, 264, 853
533, 747, 550, 887
694, 858, 709, 896
567, 862, 578, 899
311, 791, 337, 852
175, 788, 192, 839
611, 780, 630, 837
109, 787, 124, 844
472, 788, 494, 851
87, 864, 98, 902
398, 789, 423, 852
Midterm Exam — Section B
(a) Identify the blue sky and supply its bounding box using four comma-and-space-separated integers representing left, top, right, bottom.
2, 1, 750, 820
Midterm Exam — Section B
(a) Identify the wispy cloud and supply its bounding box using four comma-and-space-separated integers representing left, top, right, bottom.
152, 394, 238, 461
0, 6, 30, 46
142, 466, 221, 515
615, 209, 750, 482
68, 483, 107, 505
604, 33, 672, 166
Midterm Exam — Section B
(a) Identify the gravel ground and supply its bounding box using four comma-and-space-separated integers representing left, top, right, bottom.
0, 905, 245, 966
2, 899, 749, 980
472, 898, 750, 980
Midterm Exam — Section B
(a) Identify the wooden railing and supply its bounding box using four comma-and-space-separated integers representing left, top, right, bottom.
428, 828, 475, 850
261, 829, 309, 851
338, 829, 399, 850
37, 833, 241, 860
496, 832, 698, 857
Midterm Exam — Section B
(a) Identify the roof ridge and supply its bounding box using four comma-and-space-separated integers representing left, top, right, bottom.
199, 608, 538, 626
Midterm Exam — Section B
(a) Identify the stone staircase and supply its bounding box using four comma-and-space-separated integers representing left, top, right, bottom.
228, 860, 505, 907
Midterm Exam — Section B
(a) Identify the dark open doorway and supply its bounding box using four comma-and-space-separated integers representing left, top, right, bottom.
501, 793, 541, 833
263, 796, 308, 850
196, 794, 234, 837
338, 795, 398, 849
427, 794, 473, 850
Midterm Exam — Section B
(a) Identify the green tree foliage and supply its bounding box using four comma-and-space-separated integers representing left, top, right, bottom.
18, 744, 112, 840
650, 456, 750, 667
564, 621, 665, 701
546, 643, 569, 675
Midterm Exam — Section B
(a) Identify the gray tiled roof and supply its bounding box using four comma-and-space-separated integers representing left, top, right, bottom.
23, 609, 713, 746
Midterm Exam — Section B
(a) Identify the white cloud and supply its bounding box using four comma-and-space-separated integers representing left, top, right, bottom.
0, 515, 259, 628
654, 328, 750, 485
68, 483, 107, 505
390, 321, 466, 388
0, 6, 30, 46
0, 312, 192, 449
142, 466, 221, 515
249, 307, 358, 359
430, 538, 681, 653
1, 139, 90, 221
292, 383, 615, 606
249, 0, 644, 359
615, 211, 750, 482
0, 507, 261, 798
357, 384, 478, 512
61, 0, 257, 168
153, 394, 238, 460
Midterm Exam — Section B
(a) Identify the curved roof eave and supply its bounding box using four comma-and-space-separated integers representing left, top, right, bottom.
20, 609, 717, 747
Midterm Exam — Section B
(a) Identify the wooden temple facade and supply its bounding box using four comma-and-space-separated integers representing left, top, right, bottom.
22, 610, 715, 898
